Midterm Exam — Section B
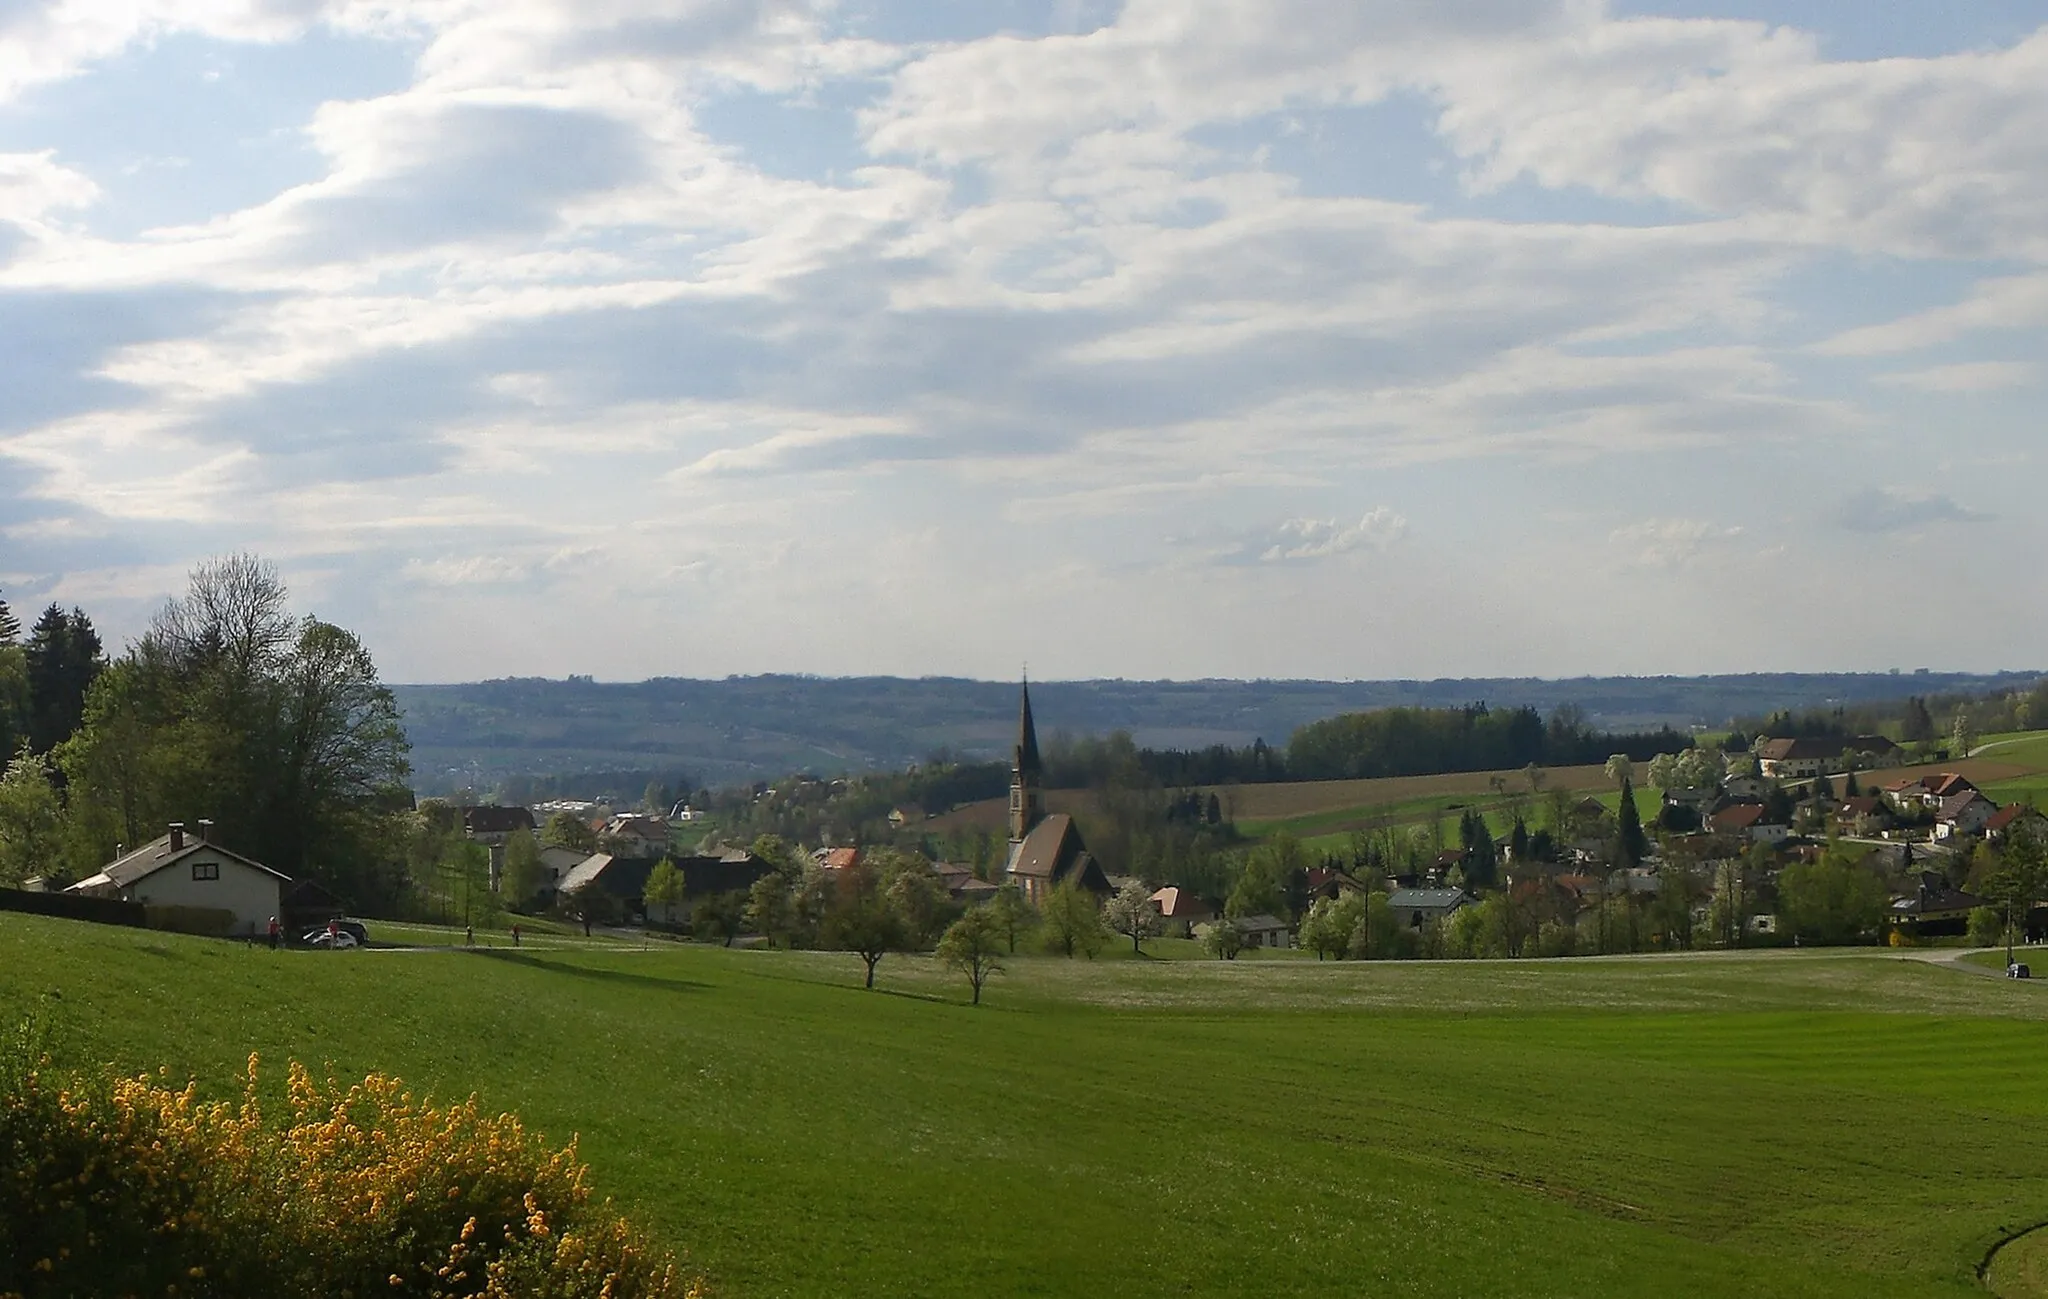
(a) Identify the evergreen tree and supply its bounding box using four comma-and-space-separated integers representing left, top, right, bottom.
24, 604, 103, 755
0, 592, 18, 644
1615, 777, 1648, 869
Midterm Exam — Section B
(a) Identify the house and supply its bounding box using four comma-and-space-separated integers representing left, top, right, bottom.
67, 822, 289, 937
814, 846, 862, 874
1757, 736, 1901, 779
1889, 872, 1983, 940
1232, 913, 1294, 949
1386, 887, 1470, 930
1002, 681, 1112, 904
933, 862, 1001, 904
1305, 866, 1368, 899
886, 806, 926, 829
1935, 791, 1998, 840
597, 814, 672, 856
1149, 886, 1219, 938
1709, 803, 1789, 845
1885, 772, 1978, 811
462, 805, 536, 844
1723, 774, 1767, 800
1835, 796, 1895, 838
1985, 805, 2048, 846
559, 851, 773, 922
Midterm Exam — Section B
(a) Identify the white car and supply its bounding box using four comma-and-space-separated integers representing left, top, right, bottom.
303, 929, 360, 949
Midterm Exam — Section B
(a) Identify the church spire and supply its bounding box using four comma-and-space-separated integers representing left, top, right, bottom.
1014, 676, 1042, 778
1009, 677, 1044, 843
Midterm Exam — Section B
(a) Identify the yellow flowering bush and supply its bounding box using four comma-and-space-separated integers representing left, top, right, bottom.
0, 1020, 698, 1299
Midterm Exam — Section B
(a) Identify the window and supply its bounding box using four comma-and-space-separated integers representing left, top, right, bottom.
191, 861, 219, 881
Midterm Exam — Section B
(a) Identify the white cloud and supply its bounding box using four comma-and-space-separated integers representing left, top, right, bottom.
1608, 518, 1744, 569
1833, 488, 1991, 534
1255, 509, 1408, 563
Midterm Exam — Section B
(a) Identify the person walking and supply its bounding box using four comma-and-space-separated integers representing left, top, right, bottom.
511, 923, 521, 947
267, 916, 281, 951
465, 923, 474, 947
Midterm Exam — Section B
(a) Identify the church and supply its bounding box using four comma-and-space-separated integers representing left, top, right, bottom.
1002, 680, 1113, 905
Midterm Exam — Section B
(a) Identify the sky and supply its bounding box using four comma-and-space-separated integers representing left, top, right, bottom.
0, 0, 2043, 684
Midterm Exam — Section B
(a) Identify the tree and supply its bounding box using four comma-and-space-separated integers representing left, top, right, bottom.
643, 857, 687, 925
1202, 916, 1246, 960
0, 750, 62, 885
561, 882, 621, 936
745, 873, 796, 948
1041, 880, 1105, 958
1615, 778, 1647, 869
0, 592, 18, 644
1102, 881, 1161, 955
55, 556, 410, 903
691, 889, 748, 945
1300, 892, 1365, 960
877, 851, 953, 948
821, 862, 907, 988
988, 883, 1036, 954
501, 829, 546, 909
23, 604, 103, 755
1953, 710, 1980, 761
1776, 850, 1886, 945
1904, 696, 1937, 744
1226, 849, 1286, 920
1604, 754, 1634, 789
1982, 828, 2048, 966
936, 908, 1004, 1004
542, 810, 598, 854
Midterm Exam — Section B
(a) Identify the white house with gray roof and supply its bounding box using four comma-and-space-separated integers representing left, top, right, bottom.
67, 822, 290, 937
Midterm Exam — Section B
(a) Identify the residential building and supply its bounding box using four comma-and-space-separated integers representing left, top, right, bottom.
1386, 887, 1470, 930
1987, 805, 2048, 846
1756, 736, 1900, 780
1710, 803, 1789, 844
1148, 886, 1219, 938
1935, 792, 1998, 840
67, 822, 288, 937
1232, 913, 1294, 949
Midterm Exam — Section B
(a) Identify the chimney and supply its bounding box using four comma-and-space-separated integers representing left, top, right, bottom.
169, 822, 185, 852
197, 819, 214, 844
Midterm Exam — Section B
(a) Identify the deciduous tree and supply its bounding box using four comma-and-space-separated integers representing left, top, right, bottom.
1102, 880, 1161, 955
822, 861, 907, 987
1202, 916, 1246, 960
542, 811, 597, 854
642, 857, 687, 925
1041, 880, 1105, 958
936, 907, 1004, 1005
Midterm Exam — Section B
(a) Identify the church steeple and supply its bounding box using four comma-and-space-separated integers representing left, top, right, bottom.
1009, 677, 1044, 844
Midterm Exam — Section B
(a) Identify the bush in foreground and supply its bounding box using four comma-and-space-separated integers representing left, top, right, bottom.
0, 1020, 696, 1298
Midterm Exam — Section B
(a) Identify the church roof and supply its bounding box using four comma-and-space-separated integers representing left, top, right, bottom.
1014, 680, 1042, 777
1006, 814, 1112, 893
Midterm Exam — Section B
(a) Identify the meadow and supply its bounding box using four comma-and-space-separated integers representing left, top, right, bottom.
7, 914, 2048, 1297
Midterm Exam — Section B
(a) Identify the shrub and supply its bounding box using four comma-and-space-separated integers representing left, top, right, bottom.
0, 1018, 696, 1299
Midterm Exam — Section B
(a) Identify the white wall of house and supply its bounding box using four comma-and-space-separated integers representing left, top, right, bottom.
123, 849, 282, 937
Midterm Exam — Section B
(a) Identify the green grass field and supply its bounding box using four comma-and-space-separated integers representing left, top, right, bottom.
9, 916, 2048, 1297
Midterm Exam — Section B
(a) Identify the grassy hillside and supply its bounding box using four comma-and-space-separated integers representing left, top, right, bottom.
6, 917, 2048, 1297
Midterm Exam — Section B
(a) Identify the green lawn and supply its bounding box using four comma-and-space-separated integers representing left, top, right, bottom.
6, 916, 2048, 1297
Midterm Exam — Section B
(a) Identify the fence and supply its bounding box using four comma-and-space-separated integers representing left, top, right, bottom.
0, 887, 147, 928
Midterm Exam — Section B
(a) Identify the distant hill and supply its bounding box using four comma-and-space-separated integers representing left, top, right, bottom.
391, 670, 2042, 795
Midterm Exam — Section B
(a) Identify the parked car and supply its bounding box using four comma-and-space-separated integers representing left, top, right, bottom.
303, 929, 359, 949
2007, 962, 2031, 980
301, 919, 369, 948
